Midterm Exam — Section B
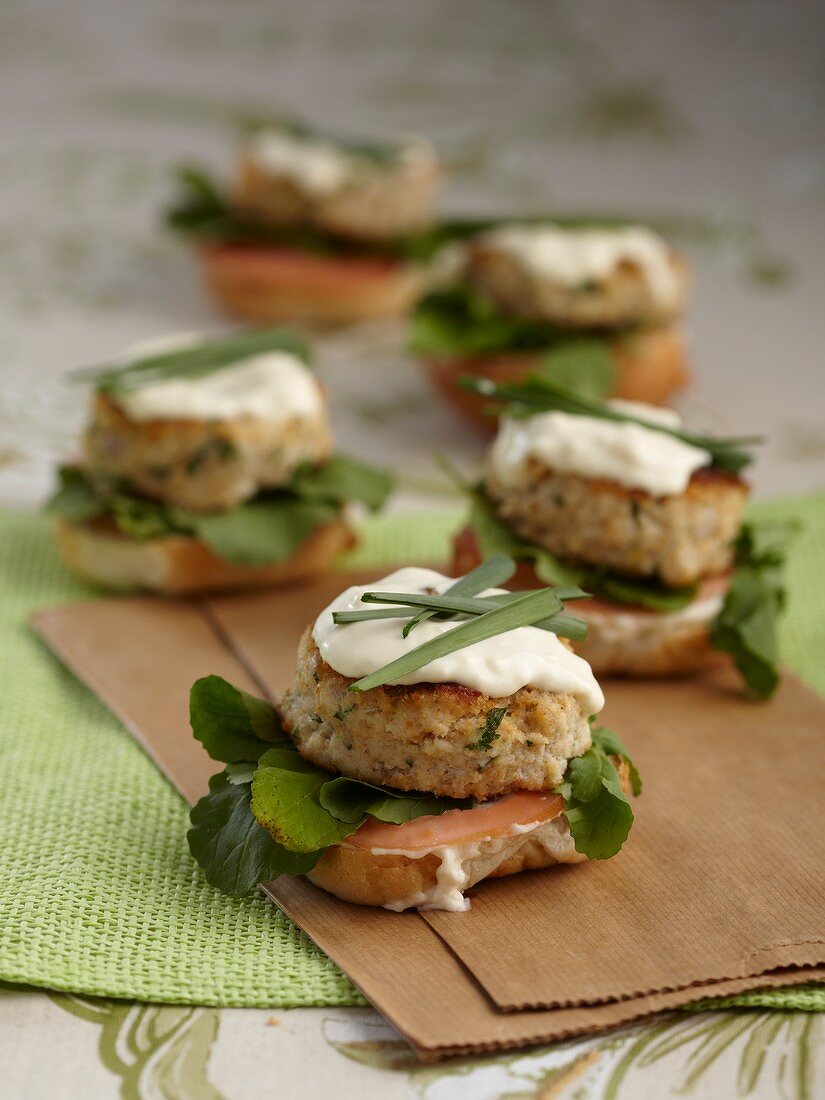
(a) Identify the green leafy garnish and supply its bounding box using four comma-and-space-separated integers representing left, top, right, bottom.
460, 374, 761, 476
554, 724, 641, 860
46, 456, 391, 568
165, 167, 485, 263
710, 518, 798, 699
187, 676, 467, 896
290, 454, 392, 513
189, 675, 287, 763
467, 707, 508, 751
410, 287, 622, 371
72, 328, 310, 394
188, 772, 320, 895
44, 464, 103, 523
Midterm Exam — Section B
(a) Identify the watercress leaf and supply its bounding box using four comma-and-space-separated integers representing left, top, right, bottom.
109, 494, 180, 540
187, 772, 320, 896
251, 761, 357, 853
592, 726, 643, 796
318, 776, 468, 826
555, 723, 640, 859
708, 516, 798, 699
596, 572, 697, 612
291, 454, 393, 512
566, 749, 605, 803
45, 466, 106, 523
185, 496, 339, 566
563, 785, 635, 861
710, 566, 781, 699
537, 340, 615, 400
225, 762, 257, 785
189, 675, 287, 763
409, 287, 598, 358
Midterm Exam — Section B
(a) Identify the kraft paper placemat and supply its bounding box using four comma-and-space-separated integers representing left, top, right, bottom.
32, 575, 825, 1059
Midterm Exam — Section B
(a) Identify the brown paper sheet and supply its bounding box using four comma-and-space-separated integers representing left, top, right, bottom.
31, 578, 825, 1060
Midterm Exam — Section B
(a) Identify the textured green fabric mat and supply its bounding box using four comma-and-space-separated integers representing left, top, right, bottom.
0, 499, 823, 1011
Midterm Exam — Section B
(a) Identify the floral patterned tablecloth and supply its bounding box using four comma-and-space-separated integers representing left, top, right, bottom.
2, 1, 823, 1096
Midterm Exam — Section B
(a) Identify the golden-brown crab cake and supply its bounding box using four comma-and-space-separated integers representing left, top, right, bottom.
280, 632, 592, 802
84, 347, 332, 512
278, 566, 605, 802
466, 224, 689, 328
235, 129, 442, 242
485, 403, 748, 588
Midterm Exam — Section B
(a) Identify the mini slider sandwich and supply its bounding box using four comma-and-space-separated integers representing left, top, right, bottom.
47, 330, 391, 594
411, 220, 692, 427
187, 556, 640, 912
451, 375, 795, 697
167, 119, 444, 326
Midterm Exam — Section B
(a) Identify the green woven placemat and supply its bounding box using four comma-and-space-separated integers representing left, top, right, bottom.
0, 499, 823, 1010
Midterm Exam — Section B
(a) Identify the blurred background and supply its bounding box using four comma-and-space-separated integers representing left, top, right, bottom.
1, 0, 823, 508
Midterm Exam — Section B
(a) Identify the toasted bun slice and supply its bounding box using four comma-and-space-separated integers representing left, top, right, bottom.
197, 243, 425, 326
53, 515, 355, 596
307, 769, 630, 910
452, 525, 727, 677
422, 324, 690, 432
307, 790, 584, 910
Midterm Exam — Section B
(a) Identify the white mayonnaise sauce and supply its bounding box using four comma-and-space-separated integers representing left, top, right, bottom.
248, 128, 436, 196
368, 815, 584, 912
111, 334, 323, 425
489, 400, 710, 497
480, 224, 680, 308
312, 566, 604, 713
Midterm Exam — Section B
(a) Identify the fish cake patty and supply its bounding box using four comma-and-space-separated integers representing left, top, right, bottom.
279, 630, 592, 802
485, 463, 748, 589
83, 391, 332, 512
235, 153, 441, 243
466, 239, 689, 328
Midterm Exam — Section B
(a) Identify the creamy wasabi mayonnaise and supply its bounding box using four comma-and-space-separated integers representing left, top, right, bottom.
248, 128, 435, 196
110, 334, 323, 425
312, 566, 604, 713
480, 224, 680, 308
489, 399, 710, 497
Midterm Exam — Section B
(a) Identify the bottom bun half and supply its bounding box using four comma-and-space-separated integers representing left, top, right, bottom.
307, 765, 630, 911
197, 243, 425, 326
307, 812, 584, 912
452, 526, 725, 678
54, 515, 355, 596
423, 324, 690, 432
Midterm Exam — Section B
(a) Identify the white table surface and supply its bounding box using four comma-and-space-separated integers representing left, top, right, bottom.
1, 1, 823, 1097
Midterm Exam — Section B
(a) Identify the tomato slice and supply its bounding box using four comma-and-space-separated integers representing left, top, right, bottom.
202, 243, 403, 288
348, 790, 565, 852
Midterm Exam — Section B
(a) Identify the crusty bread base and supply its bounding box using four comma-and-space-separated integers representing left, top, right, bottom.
308, 764, 629, 911
53, 515, 356, 595
307, 819, 582, 910
573, 604, 720, 677
197, 244, 425, 326
422, 325, 690, 432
